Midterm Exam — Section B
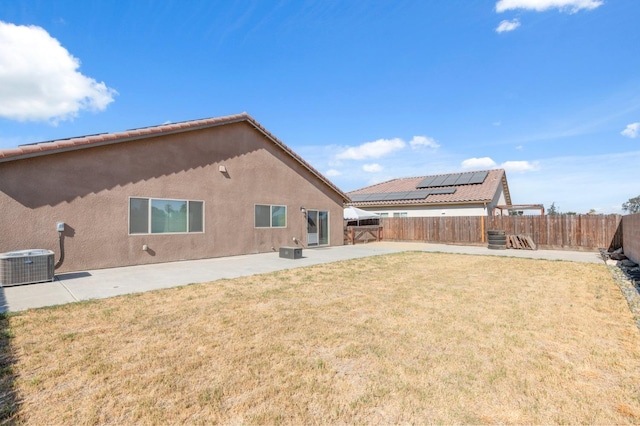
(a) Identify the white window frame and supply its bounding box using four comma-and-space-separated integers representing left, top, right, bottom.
254, 204, 287, 228
128, 197, 205, 235
307, 209, 330, 246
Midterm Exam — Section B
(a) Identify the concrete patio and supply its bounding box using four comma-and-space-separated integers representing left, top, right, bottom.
0, 242, 604, 313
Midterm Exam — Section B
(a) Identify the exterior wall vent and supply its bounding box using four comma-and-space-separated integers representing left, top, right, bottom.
0, 249, 55, 287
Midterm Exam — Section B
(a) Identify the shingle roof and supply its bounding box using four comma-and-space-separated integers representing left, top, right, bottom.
347, 169, 511, 206
0, 112, 349, 202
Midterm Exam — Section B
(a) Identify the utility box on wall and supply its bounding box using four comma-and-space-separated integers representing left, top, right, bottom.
279, 246, 302, 259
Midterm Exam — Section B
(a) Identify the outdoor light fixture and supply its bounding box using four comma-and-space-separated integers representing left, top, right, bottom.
218, 165, 227, 173
300, 207, 306, 214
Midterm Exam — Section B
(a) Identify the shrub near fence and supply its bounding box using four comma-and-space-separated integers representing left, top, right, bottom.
380, 214, 623, 251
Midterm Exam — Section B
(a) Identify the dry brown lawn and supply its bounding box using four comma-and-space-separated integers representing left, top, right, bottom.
2, 251, 640, 424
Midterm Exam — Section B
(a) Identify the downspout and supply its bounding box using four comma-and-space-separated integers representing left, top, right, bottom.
54, 230, 65, 270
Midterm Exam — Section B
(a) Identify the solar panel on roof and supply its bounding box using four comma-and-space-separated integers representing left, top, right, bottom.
442, 174, 461, 186
383, 192, 405, 200
398, 192, 413, 200
392, 192, 411, 200
429, 188, 456, 195
468, 171, 489, 184
350, 194, 370, 202
405, 190, 431, 199
401, 192, 419, 200
364, 193, 385, 202
416, 170, 492, 189
454, 173, 473, 185
351, 186, 457, 203
428, 175, 448, 187
416, 176, 437, 188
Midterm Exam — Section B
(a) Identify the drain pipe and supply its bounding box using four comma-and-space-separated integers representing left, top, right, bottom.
55, 223, 65, 270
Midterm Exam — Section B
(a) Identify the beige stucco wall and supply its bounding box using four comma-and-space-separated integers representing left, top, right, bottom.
0, 122, 344, 272
622, 213, 640, 265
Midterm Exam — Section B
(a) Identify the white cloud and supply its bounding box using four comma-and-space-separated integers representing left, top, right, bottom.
496, 19, 521, 33
325, 169, 341, 177
336, 138, 406, 160
461, 157, 539, 172
362, 163, 383, 173
336, 135, 439, 161
495, 0, 604, 13
0, 21, 117, 123
621, 122, 640, 139
501, 160, 540, 172
409, 135, 440, 149
461, 157, 498, 169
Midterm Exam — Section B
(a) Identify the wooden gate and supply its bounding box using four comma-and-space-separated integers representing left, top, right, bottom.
344, 226, 383, 245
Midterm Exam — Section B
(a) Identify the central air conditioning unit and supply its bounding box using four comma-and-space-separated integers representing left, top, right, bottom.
0, 249, 55, 287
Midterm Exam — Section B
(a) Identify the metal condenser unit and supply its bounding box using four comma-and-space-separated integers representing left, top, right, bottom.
0, 249, 55, 287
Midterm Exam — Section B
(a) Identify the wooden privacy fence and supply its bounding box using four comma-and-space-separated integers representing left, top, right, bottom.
380, 214, 623, 251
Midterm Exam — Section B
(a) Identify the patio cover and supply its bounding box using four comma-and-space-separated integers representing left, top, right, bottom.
344, 206, 379, 221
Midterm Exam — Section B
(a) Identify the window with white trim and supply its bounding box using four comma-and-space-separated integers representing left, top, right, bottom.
393, 212, 408, 217
129, 197, 204, 234
255, 204, 287, 228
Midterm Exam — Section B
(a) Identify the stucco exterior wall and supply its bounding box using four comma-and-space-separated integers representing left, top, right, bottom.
0, 122, 344, 272
622, 213, 640, 265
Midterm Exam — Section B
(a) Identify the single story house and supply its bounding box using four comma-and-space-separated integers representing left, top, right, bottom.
0, 113, 348, 273
347, 169, 512, 217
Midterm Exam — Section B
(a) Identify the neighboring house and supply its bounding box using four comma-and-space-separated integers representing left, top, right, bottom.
347, 169, 511, 217
0, 113, 348, 273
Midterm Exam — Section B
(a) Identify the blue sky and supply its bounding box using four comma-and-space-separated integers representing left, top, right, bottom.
1, 0, 639, 214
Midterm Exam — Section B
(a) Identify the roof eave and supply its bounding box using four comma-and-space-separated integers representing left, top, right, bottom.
0, 114, 249, 164
499, 170, 512, 205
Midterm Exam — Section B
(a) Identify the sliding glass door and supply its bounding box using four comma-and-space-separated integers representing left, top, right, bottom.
307, 210, 329, 246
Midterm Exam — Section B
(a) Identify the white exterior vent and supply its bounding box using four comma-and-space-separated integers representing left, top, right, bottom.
0, 249, 55, 287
